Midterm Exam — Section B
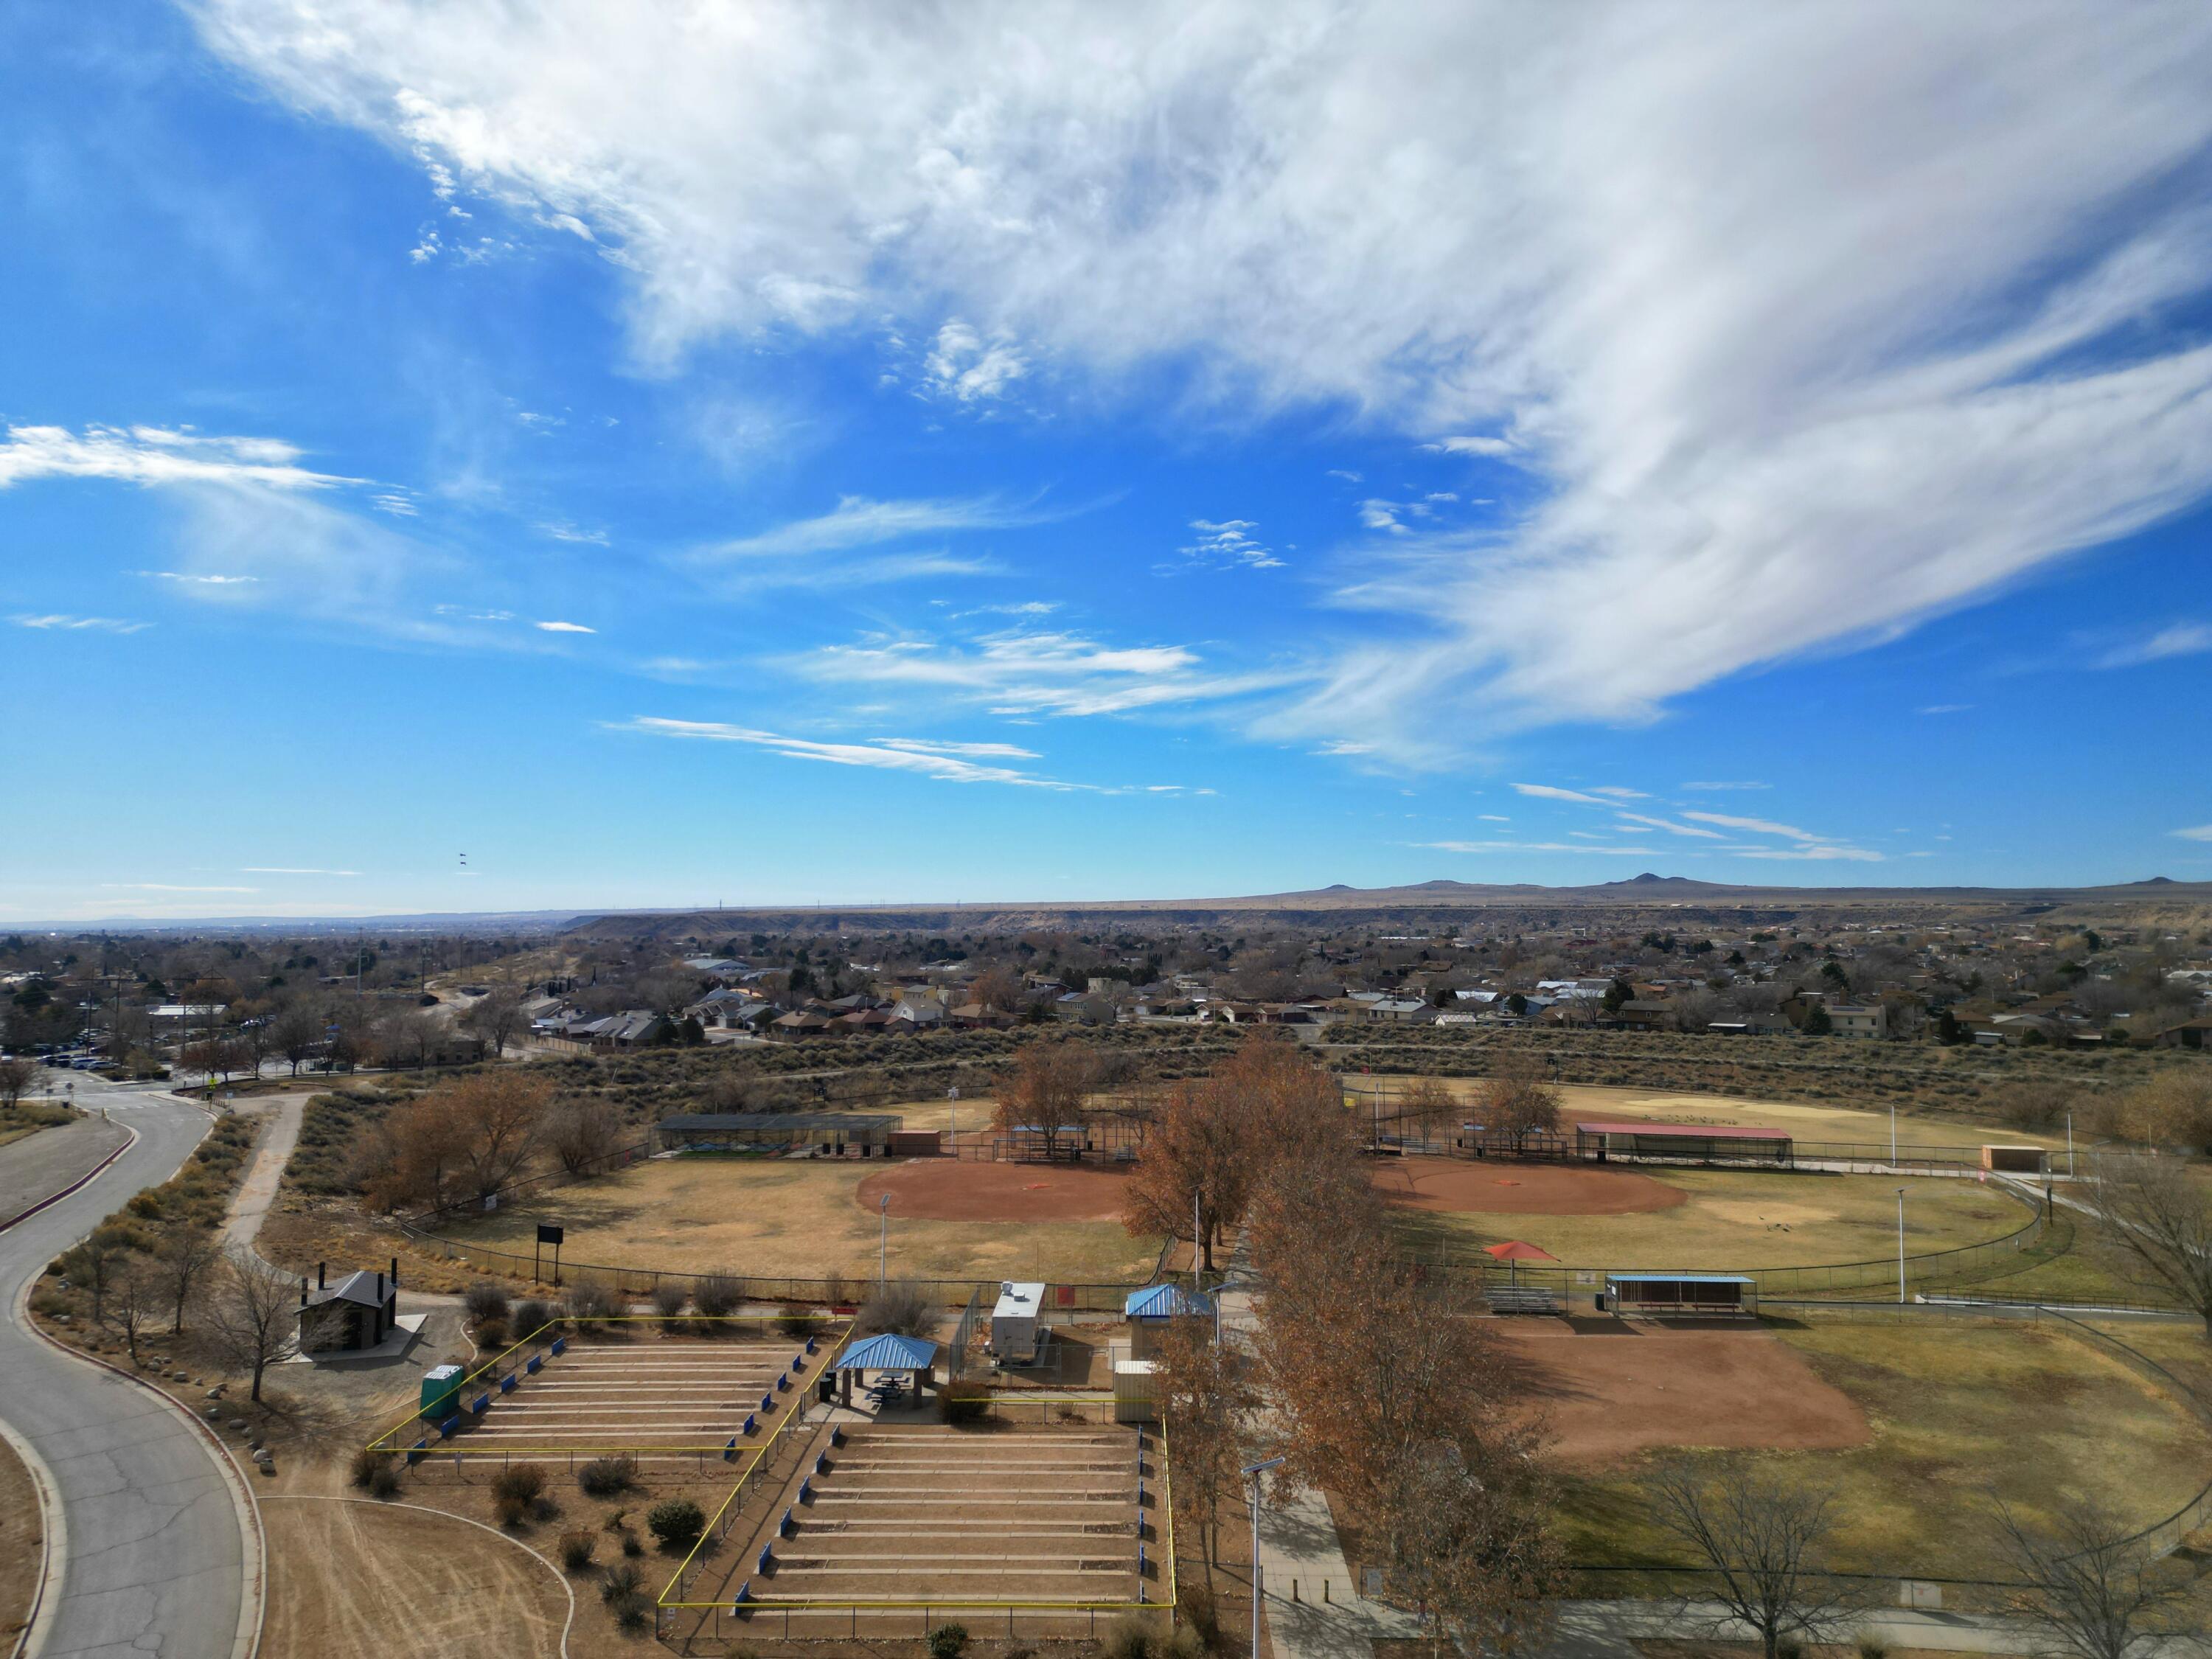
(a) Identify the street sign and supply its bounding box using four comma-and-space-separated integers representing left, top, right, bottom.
537, 1223, 564, 1245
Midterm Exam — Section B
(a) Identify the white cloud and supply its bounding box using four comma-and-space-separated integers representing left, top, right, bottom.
539, 522, 611, 545
1613, 811, 1726, 840
1736, 845, 1885, 863
2173, 824, 2212, 843
1587, 785, 1646, 799
100, 883, 259, 894
1180, 518, 1281, 570
1511, 782, 1611, 806
1419, 840, 1658, 856
0, 424, 357, 490
241, 867, 361, 876
695, 494, 1043, 563
2098, 622, 2212, 669
535, 619, 596, 633
794, 627, 1290, 718
875, 737, 1040, 759
370, 492, 418, 515
1326, 469, 1363, 483
613, 717, 1096, 790
189, 3, 2212, 754
1680, 810, 1822, 842
924, 320, 1028, 403
13, 613, 151, 634
1421, 435, 1518, 458
139, 569, 259, 586
1919, 703, 1973, 715
1681, 780, 1770, 791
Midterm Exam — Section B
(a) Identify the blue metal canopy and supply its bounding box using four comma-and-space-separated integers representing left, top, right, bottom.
835, 1332, 940, 1371
1124, 1284, 1217, 1320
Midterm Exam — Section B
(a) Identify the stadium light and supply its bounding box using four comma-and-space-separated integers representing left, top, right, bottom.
1895, 1187, 1907, 1304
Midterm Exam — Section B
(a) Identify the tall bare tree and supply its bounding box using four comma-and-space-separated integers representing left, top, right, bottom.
1478, 1053, 1562, 1140
156, 1225, 222, 1335
465, 991, 527, 1058
200, 1245, 299, 1403
266, 1001, 324, 1077
108, 1262, 163, 1368
993, 1040, 1102, 1161
1152, 1306, 1256, 1575
1646, 1461, 1859, 1659
0, 1056, 38, 1110
1994, 1499, 2197, 1659
2087, 1153, 2212, 1333
1121, 1078, 1255, 1272
544, 1099, 625, 1175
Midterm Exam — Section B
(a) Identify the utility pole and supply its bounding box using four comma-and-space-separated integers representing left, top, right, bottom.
1242, 1455, 1287, 1658
1889, 1101, 1896, 1168
879, 1193, 890, 1284
2066, 1112, 2075, 1179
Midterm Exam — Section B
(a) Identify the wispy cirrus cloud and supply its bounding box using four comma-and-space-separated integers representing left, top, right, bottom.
613, 716, 1145, 793
241, 867, 361, 876
1179, 518, 1281, 571
1419, 840, 1658, 856
1681, 780, 1770, 791
13, 613, 152, 634
2096, 622, 2212, 669
694, 495, 1048, 563
2173, 824, 2212, 843
0, 424, 357, 490
535, 619, 596, 633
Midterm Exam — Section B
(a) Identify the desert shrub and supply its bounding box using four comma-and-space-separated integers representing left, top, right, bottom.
622, 1531, 644, 1557
776, 1307, 821, 1339
1102, 1613, 1155, 1659
369, 1463, 402, 1500
1855, 1632, 1892, 1659
928, 1622, 969, 1659
566, 1279, 619, 1321
613, 1593, 652, 1632
578, 1455, 639, 1498
647, 1498, 705, 1546
600, 1562, 644, 1603
558, 1529, 597, 1571
939, 1377, 990, 1425
463, 1281, 512, 1324
693, 1272, 740, 1318
512, 1298, 554, 1336
474, 1316, 509, 1352
349, 1447, 386, 1489
855, 1280, 937, 1339
1176, 1581, 1222, 1652
651, 1281, 688, 1320
492, 1462, 547, 1517
1165, 1627, 1206, 1659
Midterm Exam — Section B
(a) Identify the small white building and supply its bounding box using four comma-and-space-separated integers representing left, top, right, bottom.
990, 1281, 1046, 1363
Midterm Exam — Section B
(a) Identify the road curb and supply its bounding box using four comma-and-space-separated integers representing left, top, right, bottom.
0, 1123, 136, 1234
0, 1399, 63, 1659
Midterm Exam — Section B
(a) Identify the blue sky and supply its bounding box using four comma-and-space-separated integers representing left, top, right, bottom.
4, 1, 2211, 921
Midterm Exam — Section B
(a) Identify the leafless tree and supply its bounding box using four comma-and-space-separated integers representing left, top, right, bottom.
1994, 1500, 2197, 1659
66, 1227, 131, 1324
0, 1056, 38, 1110
545, 1099, 625, 1175
109, 1262, 163, 1368
2086, 1153, 2212, 1334
200, 1245, 299, 1404
1646, 1461, 1860, 1659
156, 1225, 222, 1335
266, 1001, 324, 1077
465, 991, 527, 1057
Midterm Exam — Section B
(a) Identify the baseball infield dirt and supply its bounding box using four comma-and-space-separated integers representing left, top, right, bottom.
1373, 1160, 1688, 1217
855, 1158, 1134, 1222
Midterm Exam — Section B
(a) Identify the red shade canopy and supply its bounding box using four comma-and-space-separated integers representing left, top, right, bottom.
1483, 1239, 1559, 1262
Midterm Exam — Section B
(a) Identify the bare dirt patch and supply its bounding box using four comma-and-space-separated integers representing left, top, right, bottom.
0, 1430, 41, 1652
1499, 1322, 1870, 1464
261, 1497, 568, 1659
1374, 1160, 1687, 1217
855, 1158, 1134, 1222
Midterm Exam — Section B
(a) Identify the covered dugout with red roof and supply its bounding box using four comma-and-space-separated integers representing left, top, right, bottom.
1574, 1120, 1793, 1165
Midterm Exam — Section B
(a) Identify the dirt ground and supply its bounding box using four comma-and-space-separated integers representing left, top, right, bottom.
1374, 1160, 1688, 1217
0, 1430, 41, 1652
261, 1497, 577, 1659
1498, 1322, 1870, 1463
855, 1158, 1133, 1222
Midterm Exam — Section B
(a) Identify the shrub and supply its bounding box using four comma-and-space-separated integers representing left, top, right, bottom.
566, 1279, 619, 1321
1177, 1581, 1222, 1652
369, 1464, 402, 1500
613, 1593, 652, 1632
928, 1622, 969, 1659
474, 1317, 509, 1352
463, 1281, 512, 1324
600, 1562, 644, 1604
694, 1272, 741, 1318
776, 1307, 821, 1340
578, 1455, 639, 1498
558, 1529, 597, 1571
939, 1377, 990, 1425
512, 1298, 554, 1337
1166, 1627, 1206, 1659
646, 1498, 705, 1546
349, 1447, 386, 1489
856, 1280, 936, 1338
651, 1281, 688, 1321
1855, 1632, 1893, 1659
493, 1460, 549, 1513
1103, 1613, 1155, 1659
622, 1531, 644, 1557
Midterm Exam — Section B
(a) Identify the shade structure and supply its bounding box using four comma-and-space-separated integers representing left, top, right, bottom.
1483, 1238, 1559, 1285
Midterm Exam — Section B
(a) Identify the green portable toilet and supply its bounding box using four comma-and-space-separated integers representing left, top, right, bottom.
420, 1363, 465, 1422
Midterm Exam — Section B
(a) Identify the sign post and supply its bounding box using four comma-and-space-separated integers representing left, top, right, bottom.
537, 1222, 565, 1287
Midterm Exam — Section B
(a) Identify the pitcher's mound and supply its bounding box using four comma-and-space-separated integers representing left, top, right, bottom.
858, 1159, 1130, 1222
1374, 1161, 1686, 1217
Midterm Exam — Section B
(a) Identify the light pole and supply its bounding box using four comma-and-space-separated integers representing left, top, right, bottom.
1242, 1455, 1287, 1659
1889, 1101, 1896, 1168
1895, 1187, 1907, 1304
2066, 1112, 2075, 1179
879, 1193, 891, 1283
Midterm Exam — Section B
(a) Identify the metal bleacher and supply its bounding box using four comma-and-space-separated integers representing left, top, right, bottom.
1484, 1284, 1561, 1316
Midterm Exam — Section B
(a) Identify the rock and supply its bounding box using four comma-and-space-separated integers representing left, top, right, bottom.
54, 1314, 69, 1324
227, 1419, 249, 1432
204, 1388, 222, 1398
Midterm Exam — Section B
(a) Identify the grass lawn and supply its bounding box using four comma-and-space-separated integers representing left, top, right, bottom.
1391, 1166, 2034, 1273
1349, 1078, 2070, 1153
1558, 1316, 2212, 1580
434, 1155, 1166, 1285
0, 1100, 79, 1153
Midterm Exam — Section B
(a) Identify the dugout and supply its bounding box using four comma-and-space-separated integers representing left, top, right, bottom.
655, 1110, 901, 1154
1574, 1120, 1793, 1165
1601, 1273, 1757, 1316
1123, 1283, 1217, 1359
1980, 1144, 2048, 1175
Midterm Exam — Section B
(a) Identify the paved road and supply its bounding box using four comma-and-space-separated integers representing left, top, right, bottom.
0, 1088, 251, 1659
0, 1119, 131, 1227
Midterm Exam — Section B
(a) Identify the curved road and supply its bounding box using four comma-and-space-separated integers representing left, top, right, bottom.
0, 1086, 251, 1659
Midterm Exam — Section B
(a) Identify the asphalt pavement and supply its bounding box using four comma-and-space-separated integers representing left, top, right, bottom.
0, 1084, 252, 1659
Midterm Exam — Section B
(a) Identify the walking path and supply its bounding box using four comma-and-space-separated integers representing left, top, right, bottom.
219, 1095, 308, 1271
0, 1086, 257, 1659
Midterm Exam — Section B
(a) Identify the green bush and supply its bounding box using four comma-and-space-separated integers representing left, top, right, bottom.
577, 1455, 639, 1498
600, 1562, 644, 1604
646, 1498, 705, 1546
928, 1622, 969, 1659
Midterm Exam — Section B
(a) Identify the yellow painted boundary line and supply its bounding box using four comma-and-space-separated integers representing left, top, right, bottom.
659, 1394, 1172, 1612
365, 1315, 840, 1455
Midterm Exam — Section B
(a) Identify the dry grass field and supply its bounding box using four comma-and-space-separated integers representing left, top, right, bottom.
1558, 1315, 2212, 1580
0, 1430, 41, 1653
1387, 1164, 2034, 1272
437, 1155, 1166, 1285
